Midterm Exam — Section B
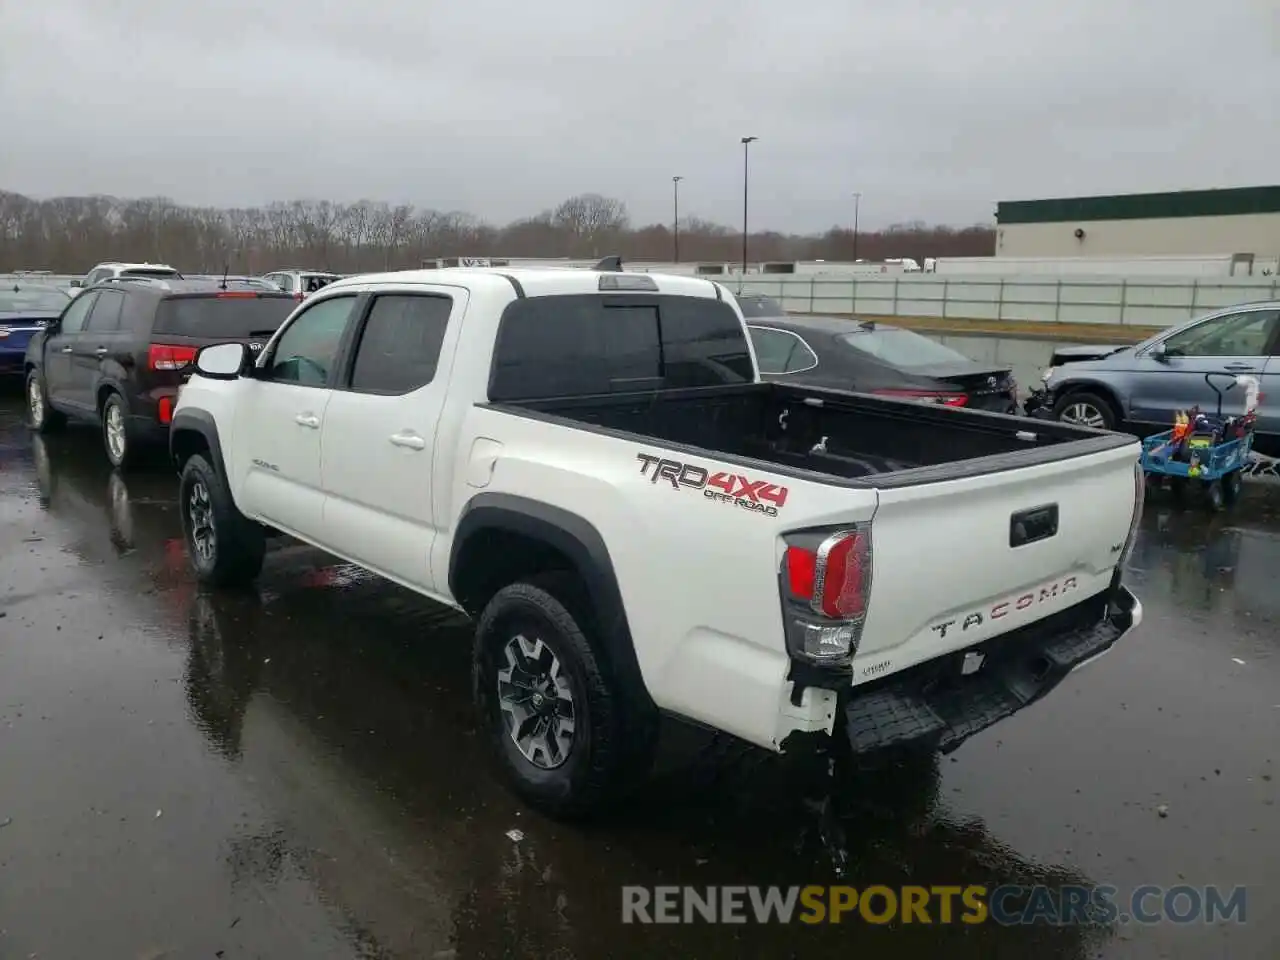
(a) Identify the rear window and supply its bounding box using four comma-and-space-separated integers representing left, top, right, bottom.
153, 295, 297, 338
736, 296, 785, 318
0, 287, 69, 312
490, 294, 754, 401
120, 267, 180, 278
836, 326, 973, 370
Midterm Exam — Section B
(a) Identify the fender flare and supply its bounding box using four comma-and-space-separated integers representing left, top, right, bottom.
449, 492, 650, 703
169, 408, 228, 478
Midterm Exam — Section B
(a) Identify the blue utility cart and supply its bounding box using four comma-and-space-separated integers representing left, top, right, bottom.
1139, 373, 1257, 511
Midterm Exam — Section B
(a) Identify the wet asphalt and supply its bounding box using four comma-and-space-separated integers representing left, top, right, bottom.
0, 391, 1277, 960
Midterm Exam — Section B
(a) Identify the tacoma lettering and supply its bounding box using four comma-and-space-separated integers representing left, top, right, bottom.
931, 577, 1078, 638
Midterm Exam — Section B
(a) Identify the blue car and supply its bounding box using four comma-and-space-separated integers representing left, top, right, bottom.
1024, 301, 1280, 456
1, 283, 72, 377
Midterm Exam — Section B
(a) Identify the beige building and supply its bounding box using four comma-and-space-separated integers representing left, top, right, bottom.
995, 186, 1280, 261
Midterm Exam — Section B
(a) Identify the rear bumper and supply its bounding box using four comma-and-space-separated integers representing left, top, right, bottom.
127, 386, 179, 443
843, 585, 1141, 755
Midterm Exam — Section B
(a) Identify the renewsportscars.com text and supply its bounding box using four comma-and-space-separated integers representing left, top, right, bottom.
621, 884, 1247, 926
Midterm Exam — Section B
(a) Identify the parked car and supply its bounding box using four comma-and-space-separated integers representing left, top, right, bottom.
170, 264, 1143, 818
260, 269, 342, 301
1024, 301, 1280, 454
1, 283, 71, 377
24, 278, 297, 468
70, 262, 183, 295
747, 314, 1018, 412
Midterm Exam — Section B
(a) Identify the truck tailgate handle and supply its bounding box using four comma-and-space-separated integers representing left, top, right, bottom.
1010, 504, 1059, 548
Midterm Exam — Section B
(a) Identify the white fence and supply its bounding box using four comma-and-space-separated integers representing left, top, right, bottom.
722, 274, 1280, 328
8, 271, 1280, 329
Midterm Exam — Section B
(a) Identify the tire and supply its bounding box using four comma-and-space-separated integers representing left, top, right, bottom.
473, 580, 656, 819
1206, 479, 1224, 512
25, 369, 66, 434
1051, 390, 1116, 431
1169, 476, 1188, 507
179, 454, 266, 587
101, 392, 139, 470
1223, 470, 1242, 505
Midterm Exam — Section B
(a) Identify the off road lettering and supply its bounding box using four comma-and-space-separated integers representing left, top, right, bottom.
635, 453, 788, 517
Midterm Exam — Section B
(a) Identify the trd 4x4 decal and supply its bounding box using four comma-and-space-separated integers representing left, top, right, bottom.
635, 452, 788, 517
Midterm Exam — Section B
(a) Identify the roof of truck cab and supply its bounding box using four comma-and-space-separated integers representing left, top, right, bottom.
324, 267, 726, 300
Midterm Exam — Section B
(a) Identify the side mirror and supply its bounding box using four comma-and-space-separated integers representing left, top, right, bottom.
68, 279, 82, 288
194, 342, 249, 380
1149, 342, 1168, 362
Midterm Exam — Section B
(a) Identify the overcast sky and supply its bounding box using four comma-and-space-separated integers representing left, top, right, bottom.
1, 1, 1276, 232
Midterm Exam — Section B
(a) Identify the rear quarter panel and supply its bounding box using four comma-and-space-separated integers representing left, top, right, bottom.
445, 404, 879, 749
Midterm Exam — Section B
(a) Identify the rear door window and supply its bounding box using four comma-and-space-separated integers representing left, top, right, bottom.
348, 294, 452, 394
153, 295, 298, 339
489, 294, 752, 400
85, 290, 126, 332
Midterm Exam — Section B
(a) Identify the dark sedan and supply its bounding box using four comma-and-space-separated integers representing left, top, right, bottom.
743, 309, 1018, 412
0, 283, 72, 378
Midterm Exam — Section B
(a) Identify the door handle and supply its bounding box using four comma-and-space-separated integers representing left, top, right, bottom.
94, 347, 108, 356
389, 432, 426, 450
1223, 362, 1256, 372
294, 414, 320, 429
61, 346, 73, 354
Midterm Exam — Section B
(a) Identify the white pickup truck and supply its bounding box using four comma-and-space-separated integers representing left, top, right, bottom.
170, 265, 1145, 818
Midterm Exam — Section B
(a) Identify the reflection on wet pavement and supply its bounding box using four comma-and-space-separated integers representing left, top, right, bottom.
0, 396, 1277, 959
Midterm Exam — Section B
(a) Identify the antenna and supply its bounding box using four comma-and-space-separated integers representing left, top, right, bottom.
592, 255, 624, 272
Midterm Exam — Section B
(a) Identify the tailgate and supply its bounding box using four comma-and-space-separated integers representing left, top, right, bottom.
855, 441, 1140, 680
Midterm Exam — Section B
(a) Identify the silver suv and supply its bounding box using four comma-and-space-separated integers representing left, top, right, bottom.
260, 269, 342, 301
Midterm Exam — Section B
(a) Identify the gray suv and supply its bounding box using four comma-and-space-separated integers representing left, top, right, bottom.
1024, 301, 1280, 455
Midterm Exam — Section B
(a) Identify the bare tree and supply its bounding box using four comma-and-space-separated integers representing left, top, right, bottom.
0, 188, 996, 273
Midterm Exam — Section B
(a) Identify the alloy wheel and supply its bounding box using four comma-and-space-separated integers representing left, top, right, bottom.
1059, 401, 1107, 429
105, 402, 127, 463
496, 633, 576, 769
28, 377, 44, 428
187, 480, 217, 564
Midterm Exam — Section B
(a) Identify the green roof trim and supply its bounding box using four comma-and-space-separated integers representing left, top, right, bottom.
996, 186, 1280, 224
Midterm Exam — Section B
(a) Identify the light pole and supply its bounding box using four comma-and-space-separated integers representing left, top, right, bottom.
741, 136, 757, 275
672, 176, 683, 262
852, 192, 862, 262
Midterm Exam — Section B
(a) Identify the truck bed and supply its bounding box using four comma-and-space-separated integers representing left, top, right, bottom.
502, 382, 1134, 487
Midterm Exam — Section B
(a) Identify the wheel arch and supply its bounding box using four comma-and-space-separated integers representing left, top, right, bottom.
449, 493, 652, 708
170, 408, 228, 478
1053, 379, 1126, 425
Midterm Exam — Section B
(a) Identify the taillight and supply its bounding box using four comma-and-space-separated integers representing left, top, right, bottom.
215, 291, 257, 299
294, 292, 305, 301
780, 525, 873, 668
872, 389, 968, 407
157, 395, 174, 424
148, 343, 198, 371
